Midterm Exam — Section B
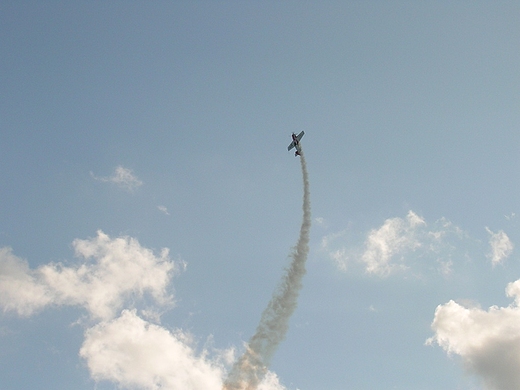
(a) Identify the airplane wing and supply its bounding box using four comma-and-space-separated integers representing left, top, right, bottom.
296, 131, 305, 141
287, 141, 296, 151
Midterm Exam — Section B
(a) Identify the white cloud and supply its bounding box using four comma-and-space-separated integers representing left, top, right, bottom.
321, 211, 469, 278
361, 210, 425, 276
158, 205, 170, 216
329, 248, 349, 272
320, 229, 346, 251
486, 228, 513, 266
437, 258, 453, 277
314, 217, 327, 227
321, 230, 350, 271
0, 247, 53, 316
0, 231, 178, 320
321, 229, 352, 271
80, 309, 225, 390
80, 310, 289, 390
257, 371, 289, 390
428, 280, 520, 390
1, 234, 290, 390
92, 165, 143, 191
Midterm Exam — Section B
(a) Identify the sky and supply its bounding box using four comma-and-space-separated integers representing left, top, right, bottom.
1, 1, 519, 389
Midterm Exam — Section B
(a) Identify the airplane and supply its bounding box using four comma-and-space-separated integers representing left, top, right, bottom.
287, 131, 305, 156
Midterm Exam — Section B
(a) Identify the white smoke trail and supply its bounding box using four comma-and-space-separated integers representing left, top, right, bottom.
223, 152, 311, 390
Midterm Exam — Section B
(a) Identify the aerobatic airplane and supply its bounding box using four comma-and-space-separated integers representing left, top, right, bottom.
287, 131, 305, 156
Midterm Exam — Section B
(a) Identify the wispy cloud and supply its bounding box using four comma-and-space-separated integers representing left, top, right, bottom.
428, 279, 520, 390
158, 205, 170, 216
485, 227, 513, 266
320, 229, 350, 272
321, 211, 469, 278
91, 165, 143, 192
361, 210, 425, 276
314, 217, 327, 227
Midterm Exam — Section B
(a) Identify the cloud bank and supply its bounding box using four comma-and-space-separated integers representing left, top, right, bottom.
429, 279, 520, 390
0, 232, 289, 390
80, 309, 224, 389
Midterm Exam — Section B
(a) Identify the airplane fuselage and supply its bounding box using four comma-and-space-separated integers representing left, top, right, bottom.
287, 131, 305, 157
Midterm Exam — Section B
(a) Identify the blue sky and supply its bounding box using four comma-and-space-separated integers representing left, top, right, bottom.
1, 2, 520, 389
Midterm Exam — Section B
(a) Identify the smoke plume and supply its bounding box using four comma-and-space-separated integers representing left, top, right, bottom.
223, 152, 311, 390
